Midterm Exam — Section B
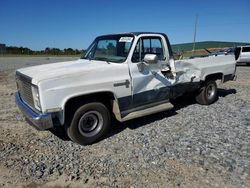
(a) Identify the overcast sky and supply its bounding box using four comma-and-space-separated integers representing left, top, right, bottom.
0, 0, 250, 50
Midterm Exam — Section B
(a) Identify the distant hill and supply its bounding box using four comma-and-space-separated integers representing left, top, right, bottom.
171, 41, 250, 52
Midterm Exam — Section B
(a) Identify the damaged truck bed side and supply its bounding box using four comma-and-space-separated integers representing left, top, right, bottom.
15, 32, 236, 145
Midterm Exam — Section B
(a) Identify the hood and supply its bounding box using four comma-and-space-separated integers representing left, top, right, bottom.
17, 59, 114, 85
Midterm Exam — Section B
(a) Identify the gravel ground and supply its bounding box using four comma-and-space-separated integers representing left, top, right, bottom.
0, 57, 249, 188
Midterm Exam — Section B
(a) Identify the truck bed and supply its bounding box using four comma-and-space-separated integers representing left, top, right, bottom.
174, 55, 236, 84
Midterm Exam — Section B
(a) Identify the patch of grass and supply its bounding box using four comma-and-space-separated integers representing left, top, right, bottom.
0, 54, 81, 57
171, 41, 250, 52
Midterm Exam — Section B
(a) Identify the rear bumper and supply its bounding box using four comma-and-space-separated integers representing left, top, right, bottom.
237, 61, 250, 65
15, 92, 53, 130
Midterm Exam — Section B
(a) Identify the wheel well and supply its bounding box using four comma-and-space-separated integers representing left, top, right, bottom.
64, 92, 115, 125
205, 73, 223, 82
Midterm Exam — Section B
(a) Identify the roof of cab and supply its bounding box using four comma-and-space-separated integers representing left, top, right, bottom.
130, 32, 166, 36
97, 32, 166, 38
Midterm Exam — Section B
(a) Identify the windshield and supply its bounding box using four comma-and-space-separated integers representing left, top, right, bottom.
81, 35, 134, 63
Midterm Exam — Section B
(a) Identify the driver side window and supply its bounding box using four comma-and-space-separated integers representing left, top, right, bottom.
132, 37, 164, 63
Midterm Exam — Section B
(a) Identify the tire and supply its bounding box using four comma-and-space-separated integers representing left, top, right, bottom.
195, 80, 218, 105
66, 102, 111, 145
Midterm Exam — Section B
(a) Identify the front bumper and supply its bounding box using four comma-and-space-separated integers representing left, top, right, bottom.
15, 92, 53, 130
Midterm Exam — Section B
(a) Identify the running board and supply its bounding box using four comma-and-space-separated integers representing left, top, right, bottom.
120, 102, 174, 122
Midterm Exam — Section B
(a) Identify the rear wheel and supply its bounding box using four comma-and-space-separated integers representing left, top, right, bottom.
196, 80, 218, 105
66, 102, 111, 145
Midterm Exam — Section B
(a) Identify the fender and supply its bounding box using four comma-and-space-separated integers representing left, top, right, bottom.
56, 90, 122, 125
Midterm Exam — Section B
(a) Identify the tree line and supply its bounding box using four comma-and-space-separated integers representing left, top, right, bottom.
3, 46, 86, 55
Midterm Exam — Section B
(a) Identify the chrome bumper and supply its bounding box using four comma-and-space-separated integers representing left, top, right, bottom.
15, 92, 53, 130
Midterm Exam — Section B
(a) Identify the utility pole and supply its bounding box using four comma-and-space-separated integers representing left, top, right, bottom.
192, 14, 198, 56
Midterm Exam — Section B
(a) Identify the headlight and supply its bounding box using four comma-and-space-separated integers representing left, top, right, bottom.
31, 86, 41, 111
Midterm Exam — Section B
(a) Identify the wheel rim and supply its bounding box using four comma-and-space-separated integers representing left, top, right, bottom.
78, 111, 103, 137
206, 83, 216, 100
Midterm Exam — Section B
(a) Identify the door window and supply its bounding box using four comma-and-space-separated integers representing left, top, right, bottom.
242, 47, 250, 52
132, 37, 164, 63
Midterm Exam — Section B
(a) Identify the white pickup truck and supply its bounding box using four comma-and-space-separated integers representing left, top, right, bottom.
235, 46, 250, 65
15, 32, 236, 145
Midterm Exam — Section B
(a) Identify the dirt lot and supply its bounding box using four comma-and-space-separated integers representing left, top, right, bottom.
0, 57, 249, 188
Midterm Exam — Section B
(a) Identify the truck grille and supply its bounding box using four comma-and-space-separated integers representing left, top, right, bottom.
16, 72, 35, 109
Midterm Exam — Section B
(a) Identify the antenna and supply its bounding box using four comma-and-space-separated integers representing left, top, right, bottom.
192, 14, 198, 56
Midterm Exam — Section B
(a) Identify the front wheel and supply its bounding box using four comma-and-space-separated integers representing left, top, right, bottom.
66, 102, 111, 145
196, 80, 218, 105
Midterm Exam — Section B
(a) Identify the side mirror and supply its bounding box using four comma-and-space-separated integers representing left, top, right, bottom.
143, 54, 158, 64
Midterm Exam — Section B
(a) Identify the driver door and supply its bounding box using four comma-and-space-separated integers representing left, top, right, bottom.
128, 35, 172, 108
